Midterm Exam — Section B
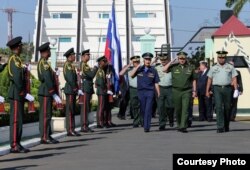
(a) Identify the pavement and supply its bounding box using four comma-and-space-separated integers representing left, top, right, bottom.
0, 106, 250, 170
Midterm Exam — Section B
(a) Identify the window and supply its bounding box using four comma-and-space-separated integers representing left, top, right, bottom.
51, 13, 72, 19
134, 12, 156, 18
99, 13, 109, 19
59, 37, 71, 43
132, 35, 141, 42
98, 36, 107, 42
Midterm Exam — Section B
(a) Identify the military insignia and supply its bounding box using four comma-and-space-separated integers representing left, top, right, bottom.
15, 61, 21, 68
67, 65, 72, 70
148, 73, 154, 78
44, 64, 50, 70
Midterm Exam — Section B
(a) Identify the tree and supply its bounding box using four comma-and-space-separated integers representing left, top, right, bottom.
226, 0, 249, 17
189, 46, 205, 68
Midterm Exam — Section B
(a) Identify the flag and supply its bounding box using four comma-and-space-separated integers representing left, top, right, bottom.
104, 2, 122, 94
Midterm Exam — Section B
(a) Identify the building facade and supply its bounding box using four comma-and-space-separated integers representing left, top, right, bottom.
33, 0, 171, 65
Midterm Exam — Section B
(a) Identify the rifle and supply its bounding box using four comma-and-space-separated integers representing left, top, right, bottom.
54, 68, 64, 110
106, 64, 114, 103
25, 63, 35, 113
77, 68, 84, 104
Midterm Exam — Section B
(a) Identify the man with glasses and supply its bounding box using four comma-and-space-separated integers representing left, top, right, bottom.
154, 53, 174, 130
130, 53, 160, 132
163, 51, 196, 133
119, 55, 142, 127
80, 49, 98, 132
206, 50, 238, 133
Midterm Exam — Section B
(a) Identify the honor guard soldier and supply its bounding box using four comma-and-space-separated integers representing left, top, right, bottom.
130, 52, 160, 132
7, 36, 34, 153
119, 56, 142, 127
163, 51, 197, 133
206, 50, 238, 133
154, 54, 174, 130
95, 56, 107, 128
37, 42, 61, 144
80, 49, 98, 132
63, 48, 81, 136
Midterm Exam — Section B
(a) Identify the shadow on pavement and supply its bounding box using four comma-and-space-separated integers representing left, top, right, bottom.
60, 137, 106, 144
32, 144, 87, 152
1, 165, 38, 170
0, 152, 64, 162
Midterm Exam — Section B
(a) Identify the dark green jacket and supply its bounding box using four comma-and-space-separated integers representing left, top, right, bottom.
37, 58, 56, 96
63, 61, 78, 95
80, 61, 98, 94
95, 68, 107, 95
7, 54, 26, 101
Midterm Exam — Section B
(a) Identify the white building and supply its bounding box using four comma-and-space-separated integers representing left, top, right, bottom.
33, 0, 171, 65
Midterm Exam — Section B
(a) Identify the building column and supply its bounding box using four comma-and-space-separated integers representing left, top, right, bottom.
35, 0, 44, 62
76, 0, 82, 61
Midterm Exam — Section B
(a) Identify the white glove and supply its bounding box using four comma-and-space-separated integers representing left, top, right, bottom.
53, 94, 62, 104
94, 62, 99, 67
27, 64, 31, 71
106, 74, 111, 79
56, 70, 60, 76
25, 93, 34, 102
78, 90, 84, 95
107, 90, 113, 95
0, 96, 5, 103
233, 89, 239, 98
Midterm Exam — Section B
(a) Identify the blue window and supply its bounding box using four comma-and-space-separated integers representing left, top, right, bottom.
52, 13, 72, 19
99, 13, 109, 19
132, 35, 141, 42
59, 37, 71, 43
134, 12, 156, 18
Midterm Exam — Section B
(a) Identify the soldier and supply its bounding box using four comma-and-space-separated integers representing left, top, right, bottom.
154, 54, 174, 130
63, 48, 81, 136
119, 56, 142, 127
37, 42, 62, 144
7, 36, 34, 153
206, 51, 238, 133
163, 51, 196, 133
130, 52, 160, 132
95, 56, 107, 128
80, 49, 98, 132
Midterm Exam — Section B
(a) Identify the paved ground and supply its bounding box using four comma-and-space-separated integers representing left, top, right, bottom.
1, 107, 250, 170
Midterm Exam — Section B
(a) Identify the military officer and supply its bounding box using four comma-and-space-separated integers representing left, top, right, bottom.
206, 50, 238, 133
154, 54, 174, 130
63, 48, 81, 136
95, 56, 107, 128
130, 52, 160, 132
163, 51, 196, 133
80, 49, 98, 132
119, 56, 142, 127
37, 42, 61, 144
7, 36, 34, 153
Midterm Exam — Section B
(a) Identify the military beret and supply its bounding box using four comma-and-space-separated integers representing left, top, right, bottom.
81, 49, 90, 56
142, 52, 153, 59
64, 48, 75, 57
216, 50, 228, 57
96, 56, 107, 62
177, 51, 188, 58
37, 42, 50, 52
130, 55, 140, 61
6, 36, 23, 48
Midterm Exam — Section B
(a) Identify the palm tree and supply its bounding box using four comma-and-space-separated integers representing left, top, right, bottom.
226, 0, 249, 17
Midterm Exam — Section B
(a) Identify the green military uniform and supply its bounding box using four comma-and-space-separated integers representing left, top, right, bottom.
207, 51, 238, 132
7, 36, 30, 153
80, 49, 98, 131
95, 57, 107, 127
63, 48, 79, 136
168, 52, 196, 132
127, 56, 141, 127
155, 58, 174, 130
37, 42, 59, 144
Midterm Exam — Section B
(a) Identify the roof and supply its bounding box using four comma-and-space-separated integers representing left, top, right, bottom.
213, 15, 250, 37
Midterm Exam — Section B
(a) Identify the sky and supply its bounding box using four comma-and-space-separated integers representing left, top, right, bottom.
1, 0, 250, 50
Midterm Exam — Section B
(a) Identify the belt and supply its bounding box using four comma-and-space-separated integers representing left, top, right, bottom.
159, 85, 172, 89
213, 85, 231, 88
